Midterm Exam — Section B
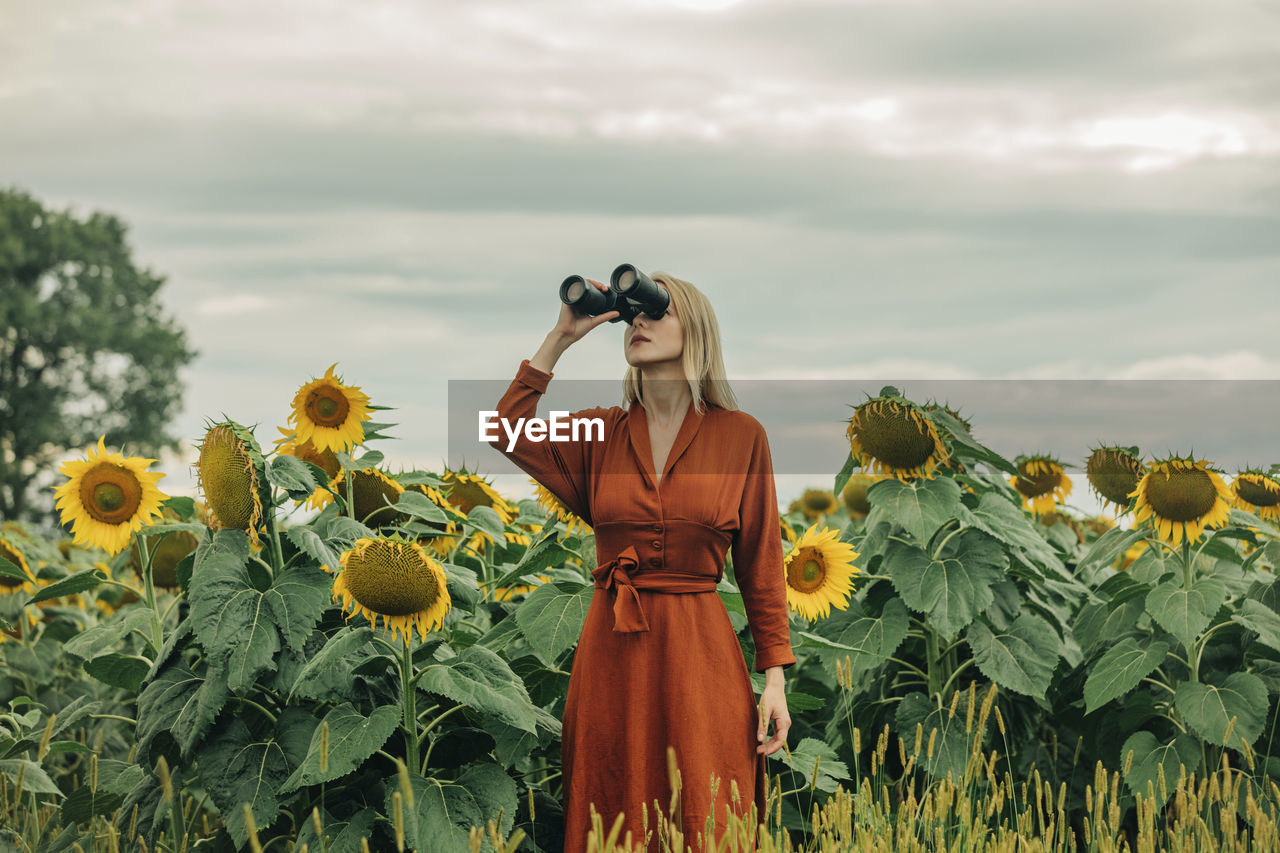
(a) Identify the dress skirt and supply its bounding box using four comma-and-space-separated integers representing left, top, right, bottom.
560, 586, 766, 853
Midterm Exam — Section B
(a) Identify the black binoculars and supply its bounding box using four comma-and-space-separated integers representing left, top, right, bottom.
559, 263, 670, 325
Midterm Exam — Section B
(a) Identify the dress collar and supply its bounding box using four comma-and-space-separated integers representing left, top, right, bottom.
627, 397, 704, 490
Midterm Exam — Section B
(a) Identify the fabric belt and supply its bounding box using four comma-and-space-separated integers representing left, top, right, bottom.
591, 544, 718, 633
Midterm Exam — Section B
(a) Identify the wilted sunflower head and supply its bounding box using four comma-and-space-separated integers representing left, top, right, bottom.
1010, 454, 1073, 517
796, 488, 840, 521
1037, 510, 1083, 544
784, 524, 860, 622
532, 480, 592, 536
196, 421, 267, 548
330, 537, 451, 643
275, 427, 341, 511
1131, 455, 1233, 547
1086, 446, 1143, 514
840, 473, 886, 517
846, 393, 950, 481
53, 436, 168, 556
288, 363, 372, 454
332, 467, 405, 527
1080, 516, 1117, 539
0, 538, 36, 593
1231, 469, 1280, 524
441, 469, 516, 525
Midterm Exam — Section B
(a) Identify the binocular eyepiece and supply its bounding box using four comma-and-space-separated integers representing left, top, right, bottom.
559, 263, 670, 325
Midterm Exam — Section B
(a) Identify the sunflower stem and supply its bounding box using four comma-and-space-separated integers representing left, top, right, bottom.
1182, 539, 1198, 685
345, 469, 356, 522
267, 495, 286, 575
139, 534, 164, 653
400, 632, 420, 777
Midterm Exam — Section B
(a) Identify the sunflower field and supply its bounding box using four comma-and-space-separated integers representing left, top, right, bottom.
2, 372, 1280, 852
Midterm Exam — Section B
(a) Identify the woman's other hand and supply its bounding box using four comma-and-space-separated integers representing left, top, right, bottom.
756, 682, 791, 756
553, 277, 620, 344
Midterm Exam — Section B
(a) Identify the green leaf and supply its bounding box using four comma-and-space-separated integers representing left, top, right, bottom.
832, 452, 857, 500
25, 569, 106, 605
1145, 577, 1228, 652
199, 715, 303, 848
280, 704, 400, 793
865, 477, 962, 545
893, 692, 978, 783
0, 554, 29, 583
394, 490, 449, 524
1174, 673, 1270, 752
63, 608, 155, 661
467, 505, 507, 548
1083, 637, 1169, 715
884, 529, 1007, 640
395, 764, 518, 852
136, 658, 229, 758
488, 535, 577, 592
926, 409, 1018, 476
0, 759, 62, 796
418, 645, 538, 734
956, 493, 1064, 575
767, 737, 850, 793
268, 454, 320, 500
1232, 599, 1280, 653
1076, 526, 1148, 575
61, 785, 123, 824
811, 597, 909, 680
84, 654, 150, 692
286, 525, 341, 571
1120, 730, 1200, 805
966, 614, 1059, 700
288, 627, 378, 703
514, 580, 592, 665
189, 529, 330, 692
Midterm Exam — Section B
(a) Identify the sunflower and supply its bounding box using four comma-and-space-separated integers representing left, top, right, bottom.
779, 516, 798, 545
793, 488, 840, 522
197, 421, 268, 549
275, 427, 341, 511
53, 436, 168, 555
1010, 454, 1072, 517
532, 480, 592, 536
840, 473, 886, 518
1037, 510, 1083, 544
487, 573, 553, 602
1231, 470, 1280, 524
329, 537, 451, 643
783, 523, 860, 621
332, 467, 405, 527
1080, 516, 1117, 540
846, 395, 950, 481
0, 538, 36, 595
288, 363, 372, 454
1086, 446, 1144, 515
1131, 456, 1234, 547
442, 470, 516, 523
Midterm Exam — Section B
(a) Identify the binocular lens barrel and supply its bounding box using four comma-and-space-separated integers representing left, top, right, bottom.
558, 264, 669, 324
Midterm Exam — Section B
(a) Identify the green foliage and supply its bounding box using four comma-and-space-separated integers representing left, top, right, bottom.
0, 186, 196, 523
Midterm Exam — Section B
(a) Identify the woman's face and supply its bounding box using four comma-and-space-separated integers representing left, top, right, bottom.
623, 288, 683, 367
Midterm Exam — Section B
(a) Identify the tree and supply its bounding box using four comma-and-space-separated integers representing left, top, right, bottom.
0, 187, 196, 527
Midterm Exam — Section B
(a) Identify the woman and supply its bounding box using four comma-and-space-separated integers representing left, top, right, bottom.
489, 272, 794, 852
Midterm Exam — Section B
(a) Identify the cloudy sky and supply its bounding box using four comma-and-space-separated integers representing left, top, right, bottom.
5, 0, 1279, 516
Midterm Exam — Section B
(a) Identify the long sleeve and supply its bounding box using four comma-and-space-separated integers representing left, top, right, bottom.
731, 419, 796, 673
484, 359, 611, 528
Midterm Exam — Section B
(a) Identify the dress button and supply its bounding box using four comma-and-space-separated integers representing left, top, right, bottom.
651, 540, 663, 550
652, 524, 663, 533
649, 557, 661, 567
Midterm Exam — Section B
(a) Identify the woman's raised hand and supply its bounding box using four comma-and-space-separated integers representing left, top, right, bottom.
552, 278, 620, 344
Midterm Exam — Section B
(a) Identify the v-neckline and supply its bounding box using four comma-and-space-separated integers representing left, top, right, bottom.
628, 399, 703, 494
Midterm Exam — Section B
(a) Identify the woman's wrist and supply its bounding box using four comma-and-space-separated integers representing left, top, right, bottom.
764, 665, 785, 687
530, 332, 572, 374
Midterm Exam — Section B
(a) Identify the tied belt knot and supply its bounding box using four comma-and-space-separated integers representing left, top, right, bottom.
591, 545, 718, 633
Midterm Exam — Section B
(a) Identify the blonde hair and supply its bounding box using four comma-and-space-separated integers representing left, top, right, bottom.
622, 271, 737, 415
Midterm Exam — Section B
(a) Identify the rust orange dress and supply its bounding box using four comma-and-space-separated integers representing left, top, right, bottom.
490, 359, 796, 852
